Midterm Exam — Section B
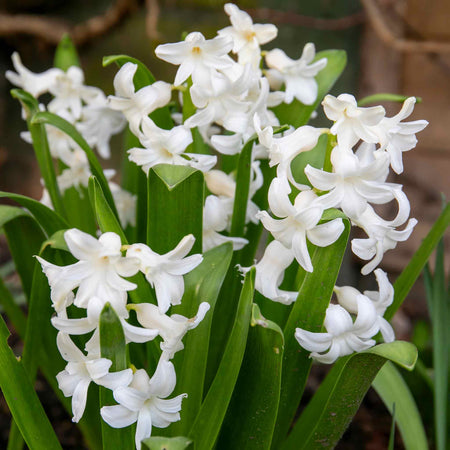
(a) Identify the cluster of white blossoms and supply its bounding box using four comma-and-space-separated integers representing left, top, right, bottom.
7, 2, 428, 445
37, 228, 207, 448
6, 53, 136, 228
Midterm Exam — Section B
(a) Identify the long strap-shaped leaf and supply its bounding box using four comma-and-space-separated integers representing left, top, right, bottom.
189, 268, 255, 450
0, 315, 62, 450
385, 202, 450, 320
271, 220, 350, 448
271, 50, 347, 128
0, 191, 68, 236
281, 341, 418, 450
0, 277, 27, 339
147, 164, 204, 254
217, 304, 284, 450
10, 89, 66, 218
31, 110, 119, 220
372, 362, 428, 450
1, 205, 46, 299
99, 303, 134, 450
169, 243, 233, 436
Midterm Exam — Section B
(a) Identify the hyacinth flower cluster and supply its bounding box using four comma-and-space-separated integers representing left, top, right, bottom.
1, 3, 441, 450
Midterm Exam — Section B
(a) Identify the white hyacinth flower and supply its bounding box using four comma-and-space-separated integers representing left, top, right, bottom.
218, 3, 277, 68
265, 43, 327, 105
108, 63, 172, 134
372, 97, 428, 174
126, 235, 203, 313
37, 229, 139, 311
155, 32, 234, 86
76, 92, 126, 159
305, 146, 395, 220
129, 301, 210, 359
6, 52, 61, 98
48, 66, 101, 120
56, 148, 92, 194
56, 332, 133, 423
257, 177, 344, 272
322, 94, 385, 148
295, 295, 379, 364
248, 240, 298, 305
128, 117, 216, 174
101, 361, 186, 450
334, 269, 395, 343
202, 195, 248, 251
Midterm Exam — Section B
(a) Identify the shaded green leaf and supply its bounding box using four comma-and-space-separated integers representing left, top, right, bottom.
358, 93, 421, 106
272, 220, 350, 448
10, 90, 66, 217
143, 436, 192, 450
99, 303, 134, 450
189, 269, 255, 450
0, 276, 27, 339
282, 342, 418, 450
0, 191, 68, 236
373, 362, 428, 450
147, 164, 203, 254
0, 315, 62, 450
217, 303, 284, 450
170, 243, 233, 436
54, 33, 80, 70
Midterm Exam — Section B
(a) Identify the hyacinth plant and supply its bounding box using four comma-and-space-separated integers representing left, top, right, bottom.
0, 4, 449, 450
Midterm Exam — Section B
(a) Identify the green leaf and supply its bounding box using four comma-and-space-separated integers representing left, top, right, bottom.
373, 362, 428, 450
54, 33, 80, 70
99, 303, 134, 450
281, 341, 418, 450
358, 93, 421, 106
0, 315, 62, 450
142, 436, 192, 450
62, 185, 97, 234
271, 50, 347, 127
388, 403, 396, 450
290, 133, 328, 187
272, 219, 350, 448
169, 243, 233, 436
147, 165, 203, 254
103, 54, 173, 129
428, 240, 448, 450
40, 229, 69, 253
189, 268, 255, 450
31, 111, 119, 220
385, 202, 450, 320
217, 304, 284, 450
0, 191, 68, 236
0, 276, 27, 339
10, 90, 66, 217
0, 205, 46, 299
229, 136, 256, 238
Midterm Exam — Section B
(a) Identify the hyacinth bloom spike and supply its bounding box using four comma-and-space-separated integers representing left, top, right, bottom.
155, 32, 234, 86
101, 361, 186, 449
265, 43, 327, 105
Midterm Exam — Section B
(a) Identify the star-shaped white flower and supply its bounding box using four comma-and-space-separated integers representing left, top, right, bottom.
218, 3, 277, 67
155, 32, 234, 86
295, 295, 379, 364
56, 332, 133, 423
126, 235, 203, 313
322, 94, 385, 148
101, 361, 186, 450
265, 43, 327, 105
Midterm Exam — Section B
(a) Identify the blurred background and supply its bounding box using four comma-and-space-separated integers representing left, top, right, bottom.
0, 0, 448, 448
